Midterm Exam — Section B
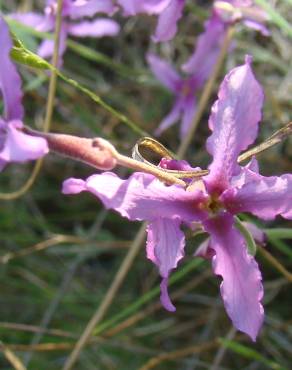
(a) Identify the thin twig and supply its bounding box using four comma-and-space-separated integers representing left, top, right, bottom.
177, 26, 234, 158
210, 327, 237, 370
0, 235, 128, 263
0, 341, 27, 370
258, 247, 292, 282
138, 340, 219, 370
62, 224, 147, 370
238, 121, 292, 163
103, 270, 212, 338
0, 322, 76, 339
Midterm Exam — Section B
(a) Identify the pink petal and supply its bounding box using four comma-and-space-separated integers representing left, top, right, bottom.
204, 213, 264, 341
182, 14, 226, 79
152, 0, 185, 42
231, 157, 260, 188
62, 178, 87, 194
62, 171, 208, 222
223, 174, 292, 220
205, 56, 264, 194
160, 278, 176, 311
68, 19, 120, 37
243, 19, 270, 36
147, 219, 185, 311
147, 53, 180, 92
68, 0, 116, 19
0, 121, 48, 163
0, 18, 24, 120
9, 12, 46, 28
38, 25, 67, 61
38, 40, 54, 59
117, 0, 171, 16
147, 218, 185, 277
179, 94, 197, 139
154, 97, 183, 136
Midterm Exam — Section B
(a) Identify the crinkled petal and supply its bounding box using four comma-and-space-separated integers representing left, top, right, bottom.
0, 121, 48, 163
62, 178, 87, 194
68, 19, 120, 37
231, 157, 260, 188
117, 0, 171, 16
68, 0, 116, 19
243, 19, 270, 36
152, 0, 185, 42
204, 213, 264, 341
154, 97, 183, 136
0, 17, 24, 120
205, 56, 264, 194
182, 14, 226, 79
147, 53, 180, 92
222, 174, 292, 220
179, 94, 197, 139
62, 172, 208, 222
160, 277, 176, 311
147, 218, 185, 311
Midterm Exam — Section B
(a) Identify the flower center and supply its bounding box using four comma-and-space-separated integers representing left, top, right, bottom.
181, 81, 192, 97
207, 196, 223, 214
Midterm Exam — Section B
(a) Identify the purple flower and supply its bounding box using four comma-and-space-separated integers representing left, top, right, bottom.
62, 57, 292, 340
147, 53, 201, 139
117, 0, 185, 42
0, 17, 48, 171
10, 0, 120, 62
183, 1, 269, 75
214, 0, 270, 36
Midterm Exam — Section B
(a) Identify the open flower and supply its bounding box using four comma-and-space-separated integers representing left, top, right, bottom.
11, 0, 120, 62
117, 0, 185, 42
62, 57, 292, 340
0, 17, 48, 171
147, 53, 202, 139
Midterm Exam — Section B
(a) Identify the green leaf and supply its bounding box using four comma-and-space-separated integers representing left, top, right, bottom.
220, 339, 285, 370
10, 33, 50, 70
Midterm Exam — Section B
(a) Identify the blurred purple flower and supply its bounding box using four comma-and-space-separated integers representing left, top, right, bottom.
147, 53, 202, 139
0, 17, 48, 171
63, 57, 292, 340
183, 0, 269, 75
10, 0, 120, 62
214, 0, 270, 35
117, 0, 185, 42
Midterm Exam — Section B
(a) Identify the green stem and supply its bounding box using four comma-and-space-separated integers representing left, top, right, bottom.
234, 217, 257, 256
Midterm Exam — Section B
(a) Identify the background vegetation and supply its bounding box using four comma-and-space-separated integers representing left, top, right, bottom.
0, 1, 291, 369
